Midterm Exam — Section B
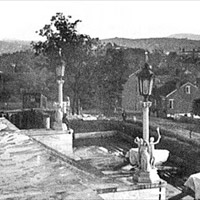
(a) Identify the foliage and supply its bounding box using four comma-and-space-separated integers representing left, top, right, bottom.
96, 45, 129, 113
122, 48, 145, 73
192, 98, 200, 116
0, 14, 136, 113
149, 48, 165, 73
32, 13, 99, 114
5, 15, 200, 114
0, 90, 10, 102
0, 50, 55, 102
102, 37, 200, 52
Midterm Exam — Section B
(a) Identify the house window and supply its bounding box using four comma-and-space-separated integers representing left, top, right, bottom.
169, 99, 174, 109
185, 85, 191, 94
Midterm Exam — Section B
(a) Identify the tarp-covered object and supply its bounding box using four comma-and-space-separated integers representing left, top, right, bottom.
185, 172, 200, 199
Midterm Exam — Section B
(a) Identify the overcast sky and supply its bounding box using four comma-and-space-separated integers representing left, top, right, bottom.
0, 1, 199, 41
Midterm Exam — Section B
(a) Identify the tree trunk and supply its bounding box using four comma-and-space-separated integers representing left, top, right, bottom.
71, 93, 76, 115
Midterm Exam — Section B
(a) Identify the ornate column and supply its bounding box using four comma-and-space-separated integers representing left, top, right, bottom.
53, 48, 65, 130
142, 101, 152, 142
58, 79, 65, 116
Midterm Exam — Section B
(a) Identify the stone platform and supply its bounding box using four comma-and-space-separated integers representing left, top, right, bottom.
23, 129, 167, 200
0, 130, 101, 199
0, 120, 193, 200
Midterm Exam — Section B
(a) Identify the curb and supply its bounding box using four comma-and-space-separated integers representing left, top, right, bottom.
75, 130, 117, 139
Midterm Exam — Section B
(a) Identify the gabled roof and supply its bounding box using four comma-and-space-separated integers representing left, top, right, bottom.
180, 81, 197, 89
128, 69, 140, 78
156, 80, 177, 97
156, 80, 196, 97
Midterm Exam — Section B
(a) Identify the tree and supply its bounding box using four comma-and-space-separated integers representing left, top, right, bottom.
32, 12, 99, 114
95, 44, 129, 113
0, 50, 54, 103
192, 98, 200, 116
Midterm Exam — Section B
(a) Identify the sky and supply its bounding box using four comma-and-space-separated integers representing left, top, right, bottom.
0, 1, 200, 41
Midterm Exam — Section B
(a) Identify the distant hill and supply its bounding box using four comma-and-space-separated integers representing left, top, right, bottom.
0, 40, 31, 55
3, 37, 200, 55
169, 33, 200, 41
101, 37, 200, 52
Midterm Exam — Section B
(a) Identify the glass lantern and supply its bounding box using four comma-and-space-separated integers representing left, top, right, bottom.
137, 63, 154, 101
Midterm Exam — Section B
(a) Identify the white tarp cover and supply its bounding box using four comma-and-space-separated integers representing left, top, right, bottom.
184, 172, 200, 199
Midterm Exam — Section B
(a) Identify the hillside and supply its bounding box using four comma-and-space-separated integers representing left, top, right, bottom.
0, 40, 31, 54
2, 37, 200, 55
169, 33, 200, 41
101, 37, 200, 52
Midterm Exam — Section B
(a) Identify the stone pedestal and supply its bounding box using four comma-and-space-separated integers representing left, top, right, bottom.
133, 168, 160, 183
52, 121, 63, 130
52, 107, 63, 130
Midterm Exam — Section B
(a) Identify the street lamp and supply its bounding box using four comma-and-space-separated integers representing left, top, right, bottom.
56, 58, 65, 114
137, 52, 154, 142
133, 51, 161, 183
131, 52, 168, 187
53, 48, 65, 130
133, 52, 169, 184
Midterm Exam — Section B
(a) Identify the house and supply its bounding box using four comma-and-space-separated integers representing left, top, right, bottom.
177, 48, 200, 59
121, 70, 143, 113
153, 80, 200, 117
122, 71, 200, 117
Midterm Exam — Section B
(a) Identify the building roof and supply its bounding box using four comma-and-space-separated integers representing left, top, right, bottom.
128, 69, 140, 78
156, 80, 178, 97
156, 79, 196, 97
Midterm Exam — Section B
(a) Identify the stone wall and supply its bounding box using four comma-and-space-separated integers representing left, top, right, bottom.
71, 119, 200, 175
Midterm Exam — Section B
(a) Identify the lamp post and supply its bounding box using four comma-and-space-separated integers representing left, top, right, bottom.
57, 62, 65, 113
134, 51, 160, 183
137, 52, 154, 142
53, 48, 65, 130
134, 54, 169, 185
